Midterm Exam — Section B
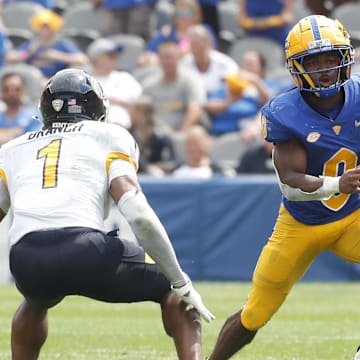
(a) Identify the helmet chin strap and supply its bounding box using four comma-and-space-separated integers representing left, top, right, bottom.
314, 86, 340, 98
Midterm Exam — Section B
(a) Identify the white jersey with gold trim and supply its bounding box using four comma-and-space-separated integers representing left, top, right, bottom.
0, 121, 139, 245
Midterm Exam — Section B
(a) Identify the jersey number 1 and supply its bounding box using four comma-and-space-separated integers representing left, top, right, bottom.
37, 139, 62, 188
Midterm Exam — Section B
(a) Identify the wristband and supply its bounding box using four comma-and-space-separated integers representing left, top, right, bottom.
171, 281, 192, 297
279, 176, 340, 201
320, 176, 340, 196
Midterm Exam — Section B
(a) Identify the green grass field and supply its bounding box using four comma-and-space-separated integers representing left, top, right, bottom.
0, 282, 359, 359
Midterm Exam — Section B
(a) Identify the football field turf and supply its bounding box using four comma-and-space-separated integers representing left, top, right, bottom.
0, 282, 359, 359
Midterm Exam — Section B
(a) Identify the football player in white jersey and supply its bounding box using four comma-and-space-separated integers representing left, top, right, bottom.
1, 68, 214, 359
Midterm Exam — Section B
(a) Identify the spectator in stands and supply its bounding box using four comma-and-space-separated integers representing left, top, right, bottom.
87, 38, 142, 129
204, 50, 271, 136
236, 139, 274, 174
231, 49, 279, 106
238, 0, 294, 45
0, 72, 41, 146
137, 0, 204, 67
129, 95, 176, 176
180, 24, 238, 96
6, 9, 88, 79
305, 0, 356, 17
143, 39, 206, 134
211, 50, 282, 140
92, 0, 156, 41
171, 124, 224, 179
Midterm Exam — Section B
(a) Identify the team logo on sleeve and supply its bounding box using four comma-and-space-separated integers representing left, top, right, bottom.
51, 99, 64, 112
306, 132, 321, 143
332, 125, 341, 135
261, 114, 267, 138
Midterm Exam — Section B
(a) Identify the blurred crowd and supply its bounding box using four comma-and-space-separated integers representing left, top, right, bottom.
0, 0, 360, 178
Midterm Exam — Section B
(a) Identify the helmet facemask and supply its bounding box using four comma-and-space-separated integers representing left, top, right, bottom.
287, 48, 354, 98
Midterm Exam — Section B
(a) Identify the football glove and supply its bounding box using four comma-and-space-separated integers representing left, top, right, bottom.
171, 280, 215, 323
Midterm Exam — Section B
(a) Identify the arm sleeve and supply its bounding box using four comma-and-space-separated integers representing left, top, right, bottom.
118, 190, 186, 286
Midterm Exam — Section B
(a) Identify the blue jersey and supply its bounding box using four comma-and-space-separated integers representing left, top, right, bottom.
18, 39, 81, 78
262, 73, 360, 225
0, 106, 41, 144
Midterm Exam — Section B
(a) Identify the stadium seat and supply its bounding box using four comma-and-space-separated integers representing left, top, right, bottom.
332, 3, 360, 32
2, 2, 44, 31
210, 132, 247, 168
293, 0, 312, 22
0, 64, 45, 106
62, 2, 103, 35
218, 0, 244, 41
228, 36, 285, 71
170, 132, 186, 162
6, 28, 33, 48
61, 29, 100, 53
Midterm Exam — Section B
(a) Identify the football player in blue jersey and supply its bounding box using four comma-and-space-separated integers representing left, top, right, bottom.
207, 15, 360, 360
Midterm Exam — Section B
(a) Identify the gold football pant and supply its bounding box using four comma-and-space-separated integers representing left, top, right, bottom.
241, 204, 360, 330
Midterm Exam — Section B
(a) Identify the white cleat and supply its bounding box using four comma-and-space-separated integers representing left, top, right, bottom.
354, 346, 360, 360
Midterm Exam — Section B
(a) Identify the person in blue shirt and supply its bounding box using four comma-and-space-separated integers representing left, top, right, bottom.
205, 78, 260, 136
0, 72, 41, 146
6, 9, 87, 79
238, 0, 294, 45
206, 15, 360, 360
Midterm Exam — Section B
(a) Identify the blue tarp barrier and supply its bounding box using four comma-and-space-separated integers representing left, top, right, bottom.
139, 175, 358, 281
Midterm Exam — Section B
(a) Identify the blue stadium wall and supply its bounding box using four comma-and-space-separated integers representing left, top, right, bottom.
135, 175, 360, 282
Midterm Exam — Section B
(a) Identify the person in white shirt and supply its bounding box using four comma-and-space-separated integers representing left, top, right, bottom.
180, 24, 239, 96
143, 39, 207, 134
87, 38, 142, 129
172, 125, 224, 179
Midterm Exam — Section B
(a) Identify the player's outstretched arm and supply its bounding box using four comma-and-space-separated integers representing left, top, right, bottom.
110, 175, 215, 322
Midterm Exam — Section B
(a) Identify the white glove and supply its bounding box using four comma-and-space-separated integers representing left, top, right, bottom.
171, 280, 215, 323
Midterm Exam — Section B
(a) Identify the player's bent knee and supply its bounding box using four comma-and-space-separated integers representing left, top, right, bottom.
241, 303, 277, 330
